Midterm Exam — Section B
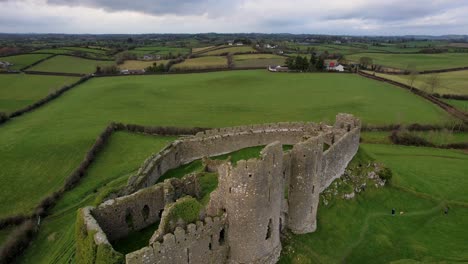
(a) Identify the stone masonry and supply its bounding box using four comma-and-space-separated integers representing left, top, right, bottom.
78, 113, 361, 264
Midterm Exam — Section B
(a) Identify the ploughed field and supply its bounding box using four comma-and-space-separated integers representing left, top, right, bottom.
0, 70, 453, 220
0, 74, 79, 113
27, 55, 114, 74
346, 53, 468, 71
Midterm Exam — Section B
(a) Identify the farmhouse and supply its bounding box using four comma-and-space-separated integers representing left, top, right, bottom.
77, 114, 361, 264
324, 60, 345, 72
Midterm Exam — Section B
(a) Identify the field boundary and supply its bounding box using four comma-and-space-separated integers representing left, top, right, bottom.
0, 123, 208, 263
0, 75, 92, 126
20, 54, 57, 71
22, 70, 86, 77
358, 71, 468, 124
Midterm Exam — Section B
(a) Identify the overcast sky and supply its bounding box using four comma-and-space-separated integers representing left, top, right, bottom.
1, 0, 467, 35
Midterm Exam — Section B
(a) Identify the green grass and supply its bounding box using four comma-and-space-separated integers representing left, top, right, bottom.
279, 144, 468, 263
201, 46, 256, 55
347, 53, 468, 71
18, 132, 175, 264
171, 56, 227, 70
132, 46, 190, 56
0, 71, 452, 219
362, 131, 468, 145
0, 54, 51, 70
443, 99, 468, 112
156, 145, 266, 183
233, 54, 286, 68
112, 221, 160, 255
0, 74, 79, 114
363, 144, 468, 203
368, 70, 468, 95
28, 55, 114, 74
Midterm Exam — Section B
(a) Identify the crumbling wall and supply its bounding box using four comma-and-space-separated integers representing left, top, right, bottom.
92, 175, 199, 241
126, 216, 228, 264
320, 114, 361, 192
126, 122, 325, 193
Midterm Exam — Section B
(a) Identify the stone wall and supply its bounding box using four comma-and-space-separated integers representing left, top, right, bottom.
126, 216, 228, 264
92, 175, 199, 241
125, 122, 327, 194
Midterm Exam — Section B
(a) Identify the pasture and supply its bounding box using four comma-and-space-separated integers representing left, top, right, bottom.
443, 99, 468, 112
18, 132, 176, 264
368, 70, 468, 95
279, 144, 468, 263
233, 54, 286, 68
0, 70, 452, 219
0, 54, 51, 70
0, 74, 79, 113
118, 60, 168, 70
192, 46, 215, 53
200, 46, 256, 55
129, 46, 190, 57
347, 53, 468, 71
171, 56, 227, 70
28, 55, 114, 74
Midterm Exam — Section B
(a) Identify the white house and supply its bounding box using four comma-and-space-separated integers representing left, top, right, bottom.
334, 65, 345, 72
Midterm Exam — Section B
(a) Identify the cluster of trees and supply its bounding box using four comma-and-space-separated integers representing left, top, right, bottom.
145, 62, 167, 73
115, 52, 137, 65
95, 65, 120, 74
285, 53, 325, 72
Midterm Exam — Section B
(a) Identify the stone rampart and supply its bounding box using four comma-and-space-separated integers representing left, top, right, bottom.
126, 216, 228, 264
126, 122, 328, 194
92, 174, 199, 241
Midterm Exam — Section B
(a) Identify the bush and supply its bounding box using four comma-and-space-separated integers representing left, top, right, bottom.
378, 167, 393, 181
390, 130, 435, 147
0, 112, 8, 124
0, 220, 36, 264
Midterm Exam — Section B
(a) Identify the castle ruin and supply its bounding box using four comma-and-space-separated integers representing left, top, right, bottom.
78, 113, 361, 264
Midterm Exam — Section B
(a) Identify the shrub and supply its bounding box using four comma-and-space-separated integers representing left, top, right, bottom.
378, 167, 393, 181
390, 130, 435, 147
0, 112, 8, 124
0, 220, 36, 264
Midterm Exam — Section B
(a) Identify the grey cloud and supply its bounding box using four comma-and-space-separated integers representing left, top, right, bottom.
46, 0, 238, 16
325, 1, 465, 22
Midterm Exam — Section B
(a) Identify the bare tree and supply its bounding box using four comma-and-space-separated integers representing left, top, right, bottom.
227, 53, 234, 69
425, 74, 441, 95
406, 64, 419, 91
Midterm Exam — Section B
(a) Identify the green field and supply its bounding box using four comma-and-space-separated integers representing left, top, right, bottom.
127, 46, 190, 57
0, 54, 51, 70
18, 132, 176, 264
0, 71, 453, 219
362, 131, 468, 145
443, 99, 468, 112
201, 46, 256, 55
0, 74, 79, 113
28, 55, 114, 74
233, 54, 286, 68
171, 56, 227, 70
279, 144, 468, 263
347, 53, 468, 71
368, 70, 468, 95
119, 60, 168, 70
